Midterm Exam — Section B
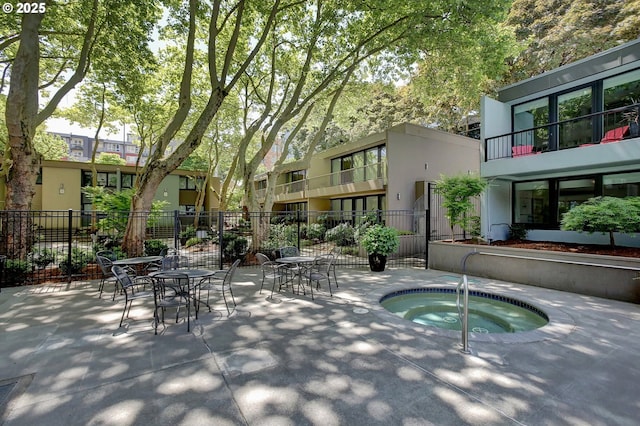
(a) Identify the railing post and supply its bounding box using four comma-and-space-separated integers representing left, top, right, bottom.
296, 209, 301, 250
425, 208, 430, 270
173, 210, 179, 250
67, 209, 73, 283
218, 210, 224, 270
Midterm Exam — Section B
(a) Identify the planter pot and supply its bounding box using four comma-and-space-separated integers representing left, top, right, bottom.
368, 254, 387, 272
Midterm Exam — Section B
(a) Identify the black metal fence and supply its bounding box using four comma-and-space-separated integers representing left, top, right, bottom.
0, 185, 479, 286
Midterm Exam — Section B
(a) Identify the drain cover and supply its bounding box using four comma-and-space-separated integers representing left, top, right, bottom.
353, 307, 369, 314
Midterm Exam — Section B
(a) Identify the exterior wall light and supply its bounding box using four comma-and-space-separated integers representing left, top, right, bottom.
59, 184, 65, 195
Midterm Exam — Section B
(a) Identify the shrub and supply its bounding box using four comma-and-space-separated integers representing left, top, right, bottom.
435, 173, 488, 241
326, 223, 356, 246
263, 223, 297, 249
306, 223, 326, 241
59, 248, 92, 275
561, 196, 640, 247
222, 233, 248, 262
4, 259, 32, 285
185, 237, 204, 247
32, 248, 57, 269
179, 225, 197, 240
468, 215, 482, 239
361, 225, 399, 256
508, 224, 528, 240
144, 239, 168, 256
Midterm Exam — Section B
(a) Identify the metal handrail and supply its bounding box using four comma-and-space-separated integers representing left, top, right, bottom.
457, 249, 640, 354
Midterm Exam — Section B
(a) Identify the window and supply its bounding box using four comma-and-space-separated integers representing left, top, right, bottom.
286, 170, 306, 192
330, 145, 386, 185
256, 179, 267, 191
603, 69, 640, 133
121, 174, 134, 189
329, 195, 386, 225
85, 171, 118, 188
513, 98, 549, 151
558, 87, 593, 149
557, 178, 596, 220
603, 172, 640, 197
514, 181, 549, 225
284, 202, 307, 220
179, 176, 199, 190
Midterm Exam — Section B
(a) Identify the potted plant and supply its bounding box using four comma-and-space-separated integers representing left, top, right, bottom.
361, 224, 399, 272
179, 225, 196, 246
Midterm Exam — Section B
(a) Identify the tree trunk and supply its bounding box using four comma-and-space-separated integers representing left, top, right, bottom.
3, 13, 44, 259
122, 170, 164, 256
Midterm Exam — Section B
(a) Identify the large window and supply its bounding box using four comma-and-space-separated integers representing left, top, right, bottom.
179, 176, 203, 190
513, 98, 549, 152
286, 170, 306, 192
330, 145, 385, 186
603, 172, 640, 197
512, 172, 640, 227
329, 195, 386, 225
514, 181, 549, 224
557, 178, 595, 220
508, 68, 640, 154
558, 87, 593, 149
603, 69, 640, 133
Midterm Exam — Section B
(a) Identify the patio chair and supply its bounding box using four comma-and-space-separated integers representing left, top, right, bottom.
301, 254, 335, 300
256, 252, 287, 297
327, 249, 340, 288
197, 259, 239, 316
152, 272, 193, 334
143, 248, 168, 274
161, 255, 190, 270
275, 246, 302, 282
96, 255, 118, 300
112, 265, 154, 328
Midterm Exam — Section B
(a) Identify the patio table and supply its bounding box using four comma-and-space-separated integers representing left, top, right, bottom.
276, 256, 316, 296
113, 255, 163, 276
149, 268, 221, 311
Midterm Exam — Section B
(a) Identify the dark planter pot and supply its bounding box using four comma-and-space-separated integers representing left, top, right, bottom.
368, 254, 387, 272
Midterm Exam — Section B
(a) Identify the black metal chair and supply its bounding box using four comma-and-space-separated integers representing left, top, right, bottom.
301, 254, 335, 300
256, 252, 287, 297
161, 255, 190, 270
197, 259, 239, 316
96, 255, 117, 300
151, 271, 194, 334
275, 246, 301, 283
111, 265, 154, 328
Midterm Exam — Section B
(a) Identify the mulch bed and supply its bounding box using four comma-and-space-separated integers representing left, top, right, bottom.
460, 239, 640, 258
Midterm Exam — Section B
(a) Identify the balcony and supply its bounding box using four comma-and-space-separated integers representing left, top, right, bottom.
485, 103, 639, 161
254, 162, 387, 203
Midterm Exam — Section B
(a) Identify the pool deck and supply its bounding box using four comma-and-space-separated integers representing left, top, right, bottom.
1, 267, 639, 425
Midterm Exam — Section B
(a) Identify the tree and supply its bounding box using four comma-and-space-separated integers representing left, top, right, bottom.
121, 0, 282, 255
1, 1, 159, 258
33, 131, 68, 160
560, 196, 640, 247
435, 174, 488, 242
504, 0, 640, 82
96, 152, 126, 165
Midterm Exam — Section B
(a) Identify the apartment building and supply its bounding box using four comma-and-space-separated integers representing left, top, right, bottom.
480, 39, 640, 245
256, 122, 480, 220
51, 131, 151, 166
0, 160, 220, 218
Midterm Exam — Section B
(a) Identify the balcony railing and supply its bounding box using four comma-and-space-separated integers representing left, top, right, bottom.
485, 103, 639, 161
307, 161, 387, 191
255, 161, 387, 201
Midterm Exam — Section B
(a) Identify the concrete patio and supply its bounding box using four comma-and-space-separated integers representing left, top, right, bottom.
0, 267, 638, 425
